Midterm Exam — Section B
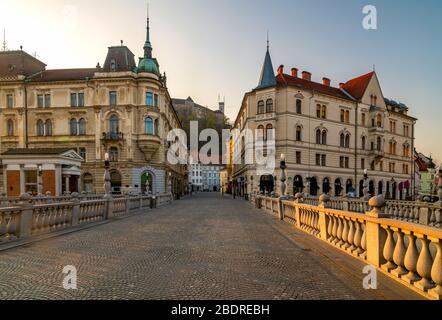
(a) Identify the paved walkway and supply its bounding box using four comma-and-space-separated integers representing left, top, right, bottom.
0, 193, 422, 300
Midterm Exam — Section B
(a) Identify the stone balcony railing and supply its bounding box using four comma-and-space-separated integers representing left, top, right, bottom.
0, 192, 173, 247
249, 193, 442, 300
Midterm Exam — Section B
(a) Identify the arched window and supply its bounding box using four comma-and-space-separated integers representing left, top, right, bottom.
296, 99, 302, 114
377, 137, 382, 151
296, 126, 302, 141
257, 101, 264, 114
316, 129, 321, 144
7, 119, 14, 136
45, 119, 52, 136
345, 134, 350, 148
70, 118, 78, 136
37, 119, 44, 136
266, 124, 273, 141
154, 119, 159, 135
109, 147, 119, 162
265, 99, 273, 113
340, 133, 345, 147
144, 117, 154, 135
362, 136, 366, 150
257, 125, 264, 141
78, 118, 86, 135
109, 114, 119, 134
321, 130, 327, 145
376, 114, 382, 127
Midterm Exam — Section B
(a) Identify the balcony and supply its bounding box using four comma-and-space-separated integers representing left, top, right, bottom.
102, 132, 124, 141
256, 112, 276, 122
368, 126, 384, 134
137, 134, 162, 160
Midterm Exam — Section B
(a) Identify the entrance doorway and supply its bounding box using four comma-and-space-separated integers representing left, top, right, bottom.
259, 175, 274, 194
110, 170, 122, 194
141, 172, 154, 194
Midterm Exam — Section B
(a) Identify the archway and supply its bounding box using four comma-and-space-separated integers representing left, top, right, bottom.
141, 171, 154, 194
369, 180, 375, 196
310, 177, 319, 196
346, 179, 353, 195
392, 182, 397, 200
110, 170, 122, 194
293, 175, 303, 194
359, 180, 364, 197
260, 175, 274, 194
322, 178, 331, 195
334, 178, 342, 196
378, 181, 383, 195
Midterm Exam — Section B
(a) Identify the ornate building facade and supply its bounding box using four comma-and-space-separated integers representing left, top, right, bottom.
232, 45, 417, 200
0, 14, 185, 196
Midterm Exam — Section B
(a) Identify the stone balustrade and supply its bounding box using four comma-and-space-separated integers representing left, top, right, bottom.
0, 192, 173, 246
251, 193, 442, 300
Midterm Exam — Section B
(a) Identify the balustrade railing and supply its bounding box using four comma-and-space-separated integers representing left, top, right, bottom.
251, 193, 442, 299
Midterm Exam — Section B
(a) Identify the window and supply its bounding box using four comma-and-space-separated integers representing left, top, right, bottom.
37, 120, 45, 136
45, 94, 51, 108
71, 92, 85, 107
316, 154, 321, 166
403, 124, 410, 137
340, 110, 345, 123
379, 161, 383, 171
257, 125, 264, 140
403, 164, 409, 174
257, 101, 264, 114
144, 117, 154, 135
110, 59, 117, 72
78, 118, 86, 135
345, 134, 350, 148
389, 162, 396, 173
321, 154, 326, 167
295, 126, 302, 141
24, 171, 38, 194
389, 141, 397, 155
321, 130, 327, 145
361, 113, 366, 126
146, 92, 154, 106
109, 147, 119, 162
361, 158, 365, 169
38, 94, 44, 108
340, 157, 349, 168
377, 137, 382, 151
109, 115, 119, 134
376, 114, 382, 127
296, 99, 302, 114
7, 119, 14, 136
340, 133, 345, 147
265, 99, 273, 113
340, 156, 344, 168
109, 91, 117, 106
345, 110, 350, 124
6, 94, 13, 108
321, 105, 327, 119
345, 157, 349, 169
70, 118, 78, 136
361, 136, 366, 150
45, 119, 52, 136
316, 105, 321, 118
266, 124, 273, 141
390, 120, 396, 133
296, 151, 301, 164
79, 147, 86, 161
37, 94, 51, 108
316, 129, 321, 144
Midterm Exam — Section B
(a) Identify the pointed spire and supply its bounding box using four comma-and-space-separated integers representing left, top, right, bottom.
143, 3, 152, 58
1, 28, 7, 52
256, 34, 276, 89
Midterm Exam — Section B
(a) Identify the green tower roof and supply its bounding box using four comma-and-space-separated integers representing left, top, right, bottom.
137, 8, 160, 76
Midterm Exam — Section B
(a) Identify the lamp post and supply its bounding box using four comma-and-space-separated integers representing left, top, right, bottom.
280, 153, 287, 198
438, 164, 442, 204
362, 169, 370, 200
305, 174, 311, 197
104, 152, 111, 199
37, 164, 43, 196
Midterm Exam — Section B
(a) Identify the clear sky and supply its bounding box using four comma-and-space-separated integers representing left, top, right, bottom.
1, 0, 441, 163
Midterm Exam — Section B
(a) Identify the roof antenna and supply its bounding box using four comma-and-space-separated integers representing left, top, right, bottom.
266, 29, 269, 51
373, 64, 376, 71
120, 40, 123, 46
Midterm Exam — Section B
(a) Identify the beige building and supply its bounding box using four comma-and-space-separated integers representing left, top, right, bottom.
232, 45, 417, 200
0, 14, 185, 195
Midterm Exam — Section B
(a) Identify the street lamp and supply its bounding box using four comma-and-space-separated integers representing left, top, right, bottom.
37, 164, 43, 196
280, 153, 287, 198
362, 169, 370, 200
104, 152, 111, 198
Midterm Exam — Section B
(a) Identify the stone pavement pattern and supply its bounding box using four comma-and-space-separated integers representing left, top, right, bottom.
0, 193, 422, 300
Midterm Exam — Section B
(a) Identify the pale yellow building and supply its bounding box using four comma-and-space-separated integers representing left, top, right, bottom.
0, 14, 185, 196
233, 45, 417, 200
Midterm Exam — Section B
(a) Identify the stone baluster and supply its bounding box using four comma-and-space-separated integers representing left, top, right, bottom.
353, 220, 363, 255
347, 218, 356, 253
327, 215, 334, 242
381, 226, 397, 272
336, 217, 343, 247
403, 231, 420, 284
391, 228, 408, 277
429, 237, 442, 299
361, 224, 367, 259
415, 234, 435, 292
341, 218, 349, 249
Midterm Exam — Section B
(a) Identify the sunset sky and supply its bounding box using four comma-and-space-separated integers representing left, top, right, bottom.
1, 0, 441, 162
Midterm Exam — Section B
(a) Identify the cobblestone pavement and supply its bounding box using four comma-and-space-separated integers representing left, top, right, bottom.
0, 193, 422, 300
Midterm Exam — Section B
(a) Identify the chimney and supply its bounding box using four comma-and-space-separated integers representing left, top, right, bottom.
291, 68, 298, 78
322, 77, 331, 86
339, 83, 345, 89
302, 71, 311, 81
277, 65, 284, 75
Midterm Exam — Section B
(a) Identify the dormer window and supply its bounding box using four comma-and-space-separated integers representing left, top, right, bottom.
110, 59, 117, 72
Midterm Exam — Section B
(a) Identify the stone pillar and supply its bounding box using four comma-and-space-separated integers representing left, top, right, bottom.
294, 193, 303, 228
365, 195, 389, 267
71, 192, 80, 226
18, 193, 34, 238
318, 194, 330, 241
65, 175, 70, 194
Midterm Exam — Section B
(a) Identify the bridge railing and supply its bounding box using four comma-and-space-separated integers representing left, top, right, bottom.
0, 192, 173, 246
251, 193, 442, 300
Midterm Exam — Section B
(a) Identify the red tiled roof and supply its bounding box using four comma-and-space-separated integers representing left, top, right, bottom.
341, 71, 374, 100
276, 73, 354, 101
28, 68, 100, 82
